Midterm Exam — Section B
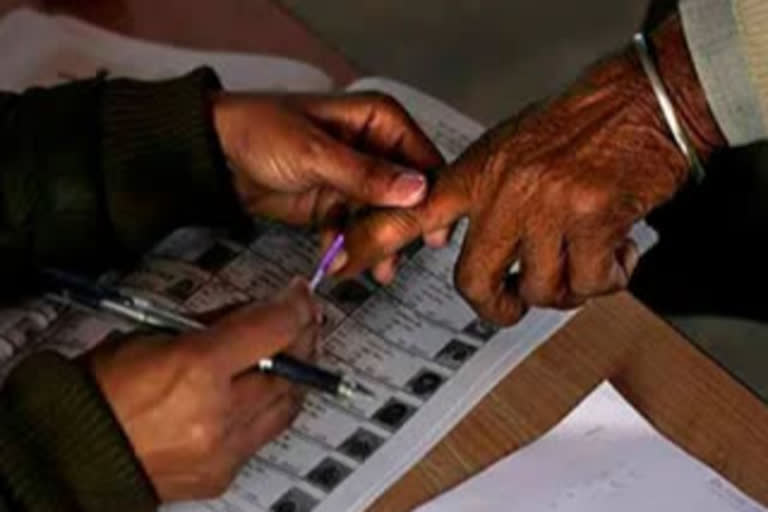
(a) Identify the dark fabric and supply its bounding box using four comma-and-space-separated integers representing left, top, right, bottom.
0, 67, 240, 298
100, 68, 241, 252
0, 353, 157, 512
0, 67, 240, 510
633, 142, 768, 323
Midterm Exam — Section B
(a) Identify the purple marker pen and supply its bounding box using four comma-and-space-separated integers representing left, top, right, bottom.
309, 233, 345, 291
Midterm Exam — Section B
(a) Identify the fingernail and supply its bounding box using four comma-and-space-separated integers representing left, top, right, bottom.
329, 250, 348, 274
392, 170, 427, 205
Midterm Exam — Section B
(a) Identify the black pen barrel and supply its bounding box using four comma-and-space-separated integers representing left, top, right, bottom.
268, 354, 341, 395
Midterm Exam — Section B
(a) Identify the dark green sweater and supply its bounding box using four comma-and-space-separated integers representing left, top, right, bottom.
0, 68, 241, 511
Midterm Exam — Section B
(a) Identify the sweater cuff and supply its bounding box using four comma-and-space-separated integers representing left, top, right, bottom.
101, 67, 243, 253
680, 0, 768, 145
0, 352, 157, 512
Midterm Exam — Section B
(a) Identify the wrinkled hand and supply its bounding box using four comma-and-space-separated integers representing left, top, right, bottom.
339, 17, 725, 325
88, 279, 320, 501
213, 92, 444, 225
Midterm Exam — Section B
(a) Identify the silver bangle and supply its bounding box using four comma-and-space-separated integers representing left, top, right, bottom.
633, 32, 706, 183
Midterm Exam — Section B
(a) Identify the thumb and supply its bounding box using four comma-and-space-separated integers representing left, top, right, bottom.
208, 278, 320, 375
312, 139, 429, 208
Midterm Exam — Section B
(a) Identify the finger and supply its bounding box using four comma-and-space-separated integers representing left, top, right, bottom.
283, 321, 321, 362
229, 317, 319, 380
617, 238, 640, 279
230, 323, 315, 429
237, 391, 303, 455
298, 92, 445, 170
310, 139, 430, 208
341, 169, 472, 277
207, 278, 320, 375
518, 231, 569, 308
424, 227, 452, 248
230, 322, 316, 419
372, 255, 399, 285
231, 373, 294, 419
319, 228, 340, 253
245, 187, 345, 227
567, 233, 633, 298
455, 219, 526, 326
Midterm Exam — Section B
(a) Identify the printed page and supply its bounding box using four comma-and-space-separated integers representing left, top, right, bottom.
0, 9, 332, 91
417, 382, 767, 512
0, 10, 662, 511
156, 80, 654, 512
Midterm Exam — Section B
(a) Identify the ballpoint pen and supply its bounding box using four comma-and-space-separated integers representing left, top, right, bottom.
41, 267, 375, 400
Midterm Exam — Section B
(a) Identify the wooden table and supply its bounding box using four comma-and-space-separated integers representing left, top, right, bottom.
2, 0, 767, 509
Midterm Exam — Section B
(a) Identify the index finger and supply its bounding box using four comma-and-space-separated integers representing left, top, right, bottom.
205, 278, 320, 375
339, 171, 471, 277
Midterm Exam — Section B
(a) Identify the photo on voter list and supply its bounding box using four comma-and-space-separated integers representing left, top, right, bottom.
0, 1, 766, 512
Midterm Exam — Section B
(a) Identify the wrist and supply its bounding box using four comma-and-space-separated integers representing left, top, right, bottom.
650, 15, 726, 160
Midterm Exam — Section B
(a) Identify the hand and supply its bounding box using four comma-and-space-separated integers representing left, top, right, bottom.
213, 92, 445, 226
339, 17, 726, 325
88, 279, 321, 501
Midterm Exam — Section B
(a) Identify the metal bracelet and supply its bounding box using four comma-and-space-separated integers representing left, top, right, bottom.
633, 32, 706, 183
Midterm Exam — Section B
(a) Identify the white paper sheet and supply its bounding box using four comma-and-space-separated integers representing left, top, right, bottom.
0, 10, 662, 512
418, 382, 767, 512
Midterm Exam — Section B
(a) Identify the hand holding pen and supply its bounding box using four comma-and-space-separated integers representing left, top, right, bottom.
44, 243, 374, 401
88, 278, 322, 501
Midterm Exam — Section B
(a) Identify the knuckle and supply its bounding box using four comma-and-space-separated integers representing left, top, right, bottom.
187, 420, 223, 458
569, 265, 598, 295
570, 184, 614, 217
520, 281, 558, 308
183, 355, 218, 388
368, 91, 401, 112
476, 297, 522, 328
173, 345, 220, 389
570, 269, 614, 297
493, 306, 524, 327
494, 288, 527, 327
367, 213, 418, 250
300, 133, 333, 173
